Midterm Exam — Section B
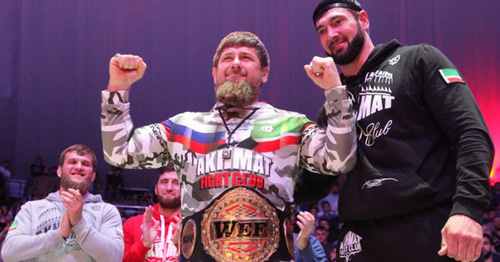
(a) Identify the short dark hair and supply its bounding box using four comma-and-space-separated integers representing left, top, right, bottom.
213, 31, 270, 68
484, 233, 494, 244
59, 144, 97, 170
315, 225, 328, 232
318, 217, 331, 224
156, 162, 176, 182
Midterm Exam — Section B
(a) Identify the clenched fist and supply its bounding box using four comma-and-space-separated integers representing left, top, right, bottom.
108, 53, 147, 92
304, 56, 342, 90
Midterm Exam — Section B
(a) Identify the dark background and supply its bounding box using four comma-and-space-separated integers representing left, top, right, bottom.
1, 0, 499, 188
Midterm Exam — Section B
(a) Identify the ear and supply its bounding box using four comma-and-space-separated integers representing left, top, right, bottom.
212, 67, 217, 86
358, 10, 370, 31
260, 66, 270, 84
91, 171, 96, 182
57, 166, 62, 178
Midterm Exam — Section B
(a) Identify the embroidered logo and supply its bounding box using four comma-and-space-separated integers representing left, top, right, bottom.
389, 55, 400, 65
362, 178, 398, 189
339, 231, 362, 261
260, 125, 274, 133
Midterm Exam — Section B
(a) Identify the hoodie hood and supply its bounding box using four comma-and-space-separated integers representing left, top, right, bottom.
151, 203, 180, 223
46, 190, 104, 203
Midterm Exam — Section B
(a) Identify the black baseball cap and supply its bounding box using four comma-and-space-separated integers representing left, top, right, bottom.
313, 0, 363, 24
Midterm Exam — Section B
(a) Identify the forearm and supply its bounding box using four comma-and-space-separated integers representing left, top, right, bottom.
101, 90, 170, 169
301, 86, 357, 175
73, 209, 124, 261
296, 235, 310, 251
452, 130, 494, 222
293, 169, 338, 205
2, 230, 64, 261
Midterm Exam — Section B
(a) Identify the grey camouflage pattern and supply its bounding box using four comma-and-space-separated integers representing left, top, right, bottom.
100, 87, 356, 217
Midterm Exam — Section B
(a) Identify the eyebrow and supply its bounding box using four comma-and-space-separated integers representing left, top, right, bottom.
316, 14, 344, 32
222, 49, 255, 57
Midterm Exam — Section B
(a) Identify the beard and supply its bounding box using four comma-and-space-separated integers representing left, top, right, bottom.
215, 80, 257, 106
157, 194, 181, 209
329, 23, 365, 65
484, 249, 491, 259
60, 173, 92, 195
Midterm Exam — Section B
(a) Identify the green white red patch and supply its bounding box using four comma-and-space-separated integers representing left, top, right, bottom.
8, 221, 18, 231
439, 68, 464, 84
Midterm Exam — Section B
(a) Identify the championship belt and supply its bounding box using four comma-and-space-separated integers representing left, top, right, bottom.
179, 186, 294, 262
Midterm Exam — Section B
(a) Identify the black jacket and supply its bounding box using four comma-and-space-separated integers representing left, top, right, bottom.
318, 40, 493, 223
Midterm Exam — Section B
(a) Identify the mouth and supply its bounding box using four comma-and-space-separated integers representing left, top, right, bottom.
161, 192, 176, 198
329, 39, 346, 54
226, 73, 246, 82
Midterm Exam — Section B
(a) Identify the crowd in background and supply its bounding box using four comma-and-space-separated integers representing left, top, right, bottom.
1, 156, 500, 261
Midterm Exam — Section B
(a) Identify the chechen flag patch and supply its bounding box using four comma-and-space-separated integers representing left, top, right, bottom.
8, 221, 18, 231
439, 68, 465, 84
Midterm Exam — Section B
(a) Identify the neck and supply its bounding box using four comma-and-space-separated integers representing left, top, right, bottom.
220, 100, 258, 109
339, 34, 375, 77
217, 102, 259, 120
157, 204, 180, 218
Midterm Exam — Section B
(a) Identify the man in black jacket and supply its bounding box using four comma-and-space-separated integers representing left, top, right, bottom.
305, 0, 494, 261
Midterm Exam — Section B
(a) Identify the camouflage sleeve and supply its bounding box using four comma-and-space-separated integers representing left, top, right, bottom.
300, 86, 356, 175
100, 90, 171, 169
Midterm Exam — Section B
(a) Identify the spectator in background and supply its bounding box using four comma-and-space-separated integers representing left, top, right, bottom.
491, 216, 500, 251
484, 233, 500, 262
24, 156, 44, 199
1, 144, 124, 261
294, 211, 328, 262
28, 166, 59, 200
0, 161, 11, 203
0, 170, 5, 205
91, 181, 105, 196
105, 166, 123, 203
123, 164, 181, 262
318, 201, 337, 222
315, 225, 334, 261
318, 183, 339, 215
318, 217, 339, 244
492, 183, 500, 208
329, 242, 338, 262
484, 208, 498, 235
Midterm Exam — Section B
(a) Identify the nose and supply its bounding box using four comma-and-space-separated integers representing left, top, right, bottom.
231, 57, 241, 69
328, 26, 338, 38
74, 161, 83, 169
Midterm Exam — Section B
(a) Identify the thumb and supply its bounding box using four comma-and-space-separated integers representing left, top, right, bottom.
437, 229, 448, 256
304, 64, 315, 79
110, 53, 121, 66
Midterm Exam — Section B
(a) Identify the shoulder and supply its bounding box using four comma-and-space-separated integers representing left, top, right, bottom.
399, 43, 449, 62
259, 103, 312, 124
123, 214, 144, 228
